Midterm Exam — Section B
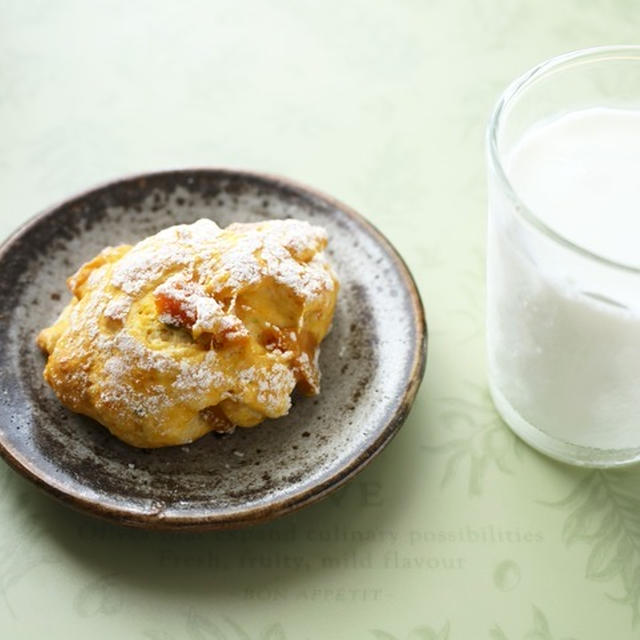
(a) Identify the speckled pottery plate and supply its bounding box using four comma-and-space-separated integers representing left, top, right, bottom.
0, 169, 426, 530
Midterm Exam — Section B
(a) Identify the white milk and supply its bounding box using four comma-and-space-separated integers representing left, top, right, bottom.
487, 108, 640, 453
508, 108, 640, 267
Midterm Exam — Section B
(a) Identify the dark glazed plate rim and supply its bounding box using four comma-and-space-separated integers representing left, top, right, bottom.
0, 168, 427, 531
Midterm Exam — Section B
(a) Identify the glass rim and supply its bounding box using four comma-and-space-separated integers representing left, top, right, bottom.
487, 45, 640, 275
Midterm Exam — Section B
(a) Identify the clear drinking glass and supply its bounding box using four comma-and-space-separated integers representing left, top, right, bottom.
486, 46, 640, 467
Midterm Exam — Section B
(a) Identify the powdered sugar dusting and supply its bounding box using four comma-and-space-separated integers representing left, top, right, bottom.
153, 275, 247, 340
110, 219, 222, 297
219, 220, 332, 298
104, 296, 131, 321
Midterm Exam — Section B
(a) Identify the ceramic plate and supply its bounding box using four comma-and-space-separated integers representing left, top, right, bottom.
0, 169, 426, 530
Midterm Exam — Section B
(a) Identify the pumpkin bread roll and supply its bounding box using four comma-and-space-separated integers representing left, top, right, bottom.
37, 218, 338, 447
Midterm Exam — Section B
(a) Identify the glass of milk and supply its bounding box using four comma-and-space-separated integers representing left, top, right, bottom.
487, 46, 640, 467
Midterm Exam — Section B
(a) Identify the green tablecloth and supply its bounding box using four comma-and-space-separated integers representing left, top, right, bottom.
2, 2, 639, 638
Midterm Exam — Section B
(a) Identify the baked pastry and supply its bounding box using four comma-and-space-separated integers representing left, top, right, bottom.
37, 218, 338, 447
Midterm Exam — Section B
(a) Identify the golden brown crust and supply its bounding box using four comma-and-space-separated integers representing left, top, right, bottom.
38, 219, 338, 448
